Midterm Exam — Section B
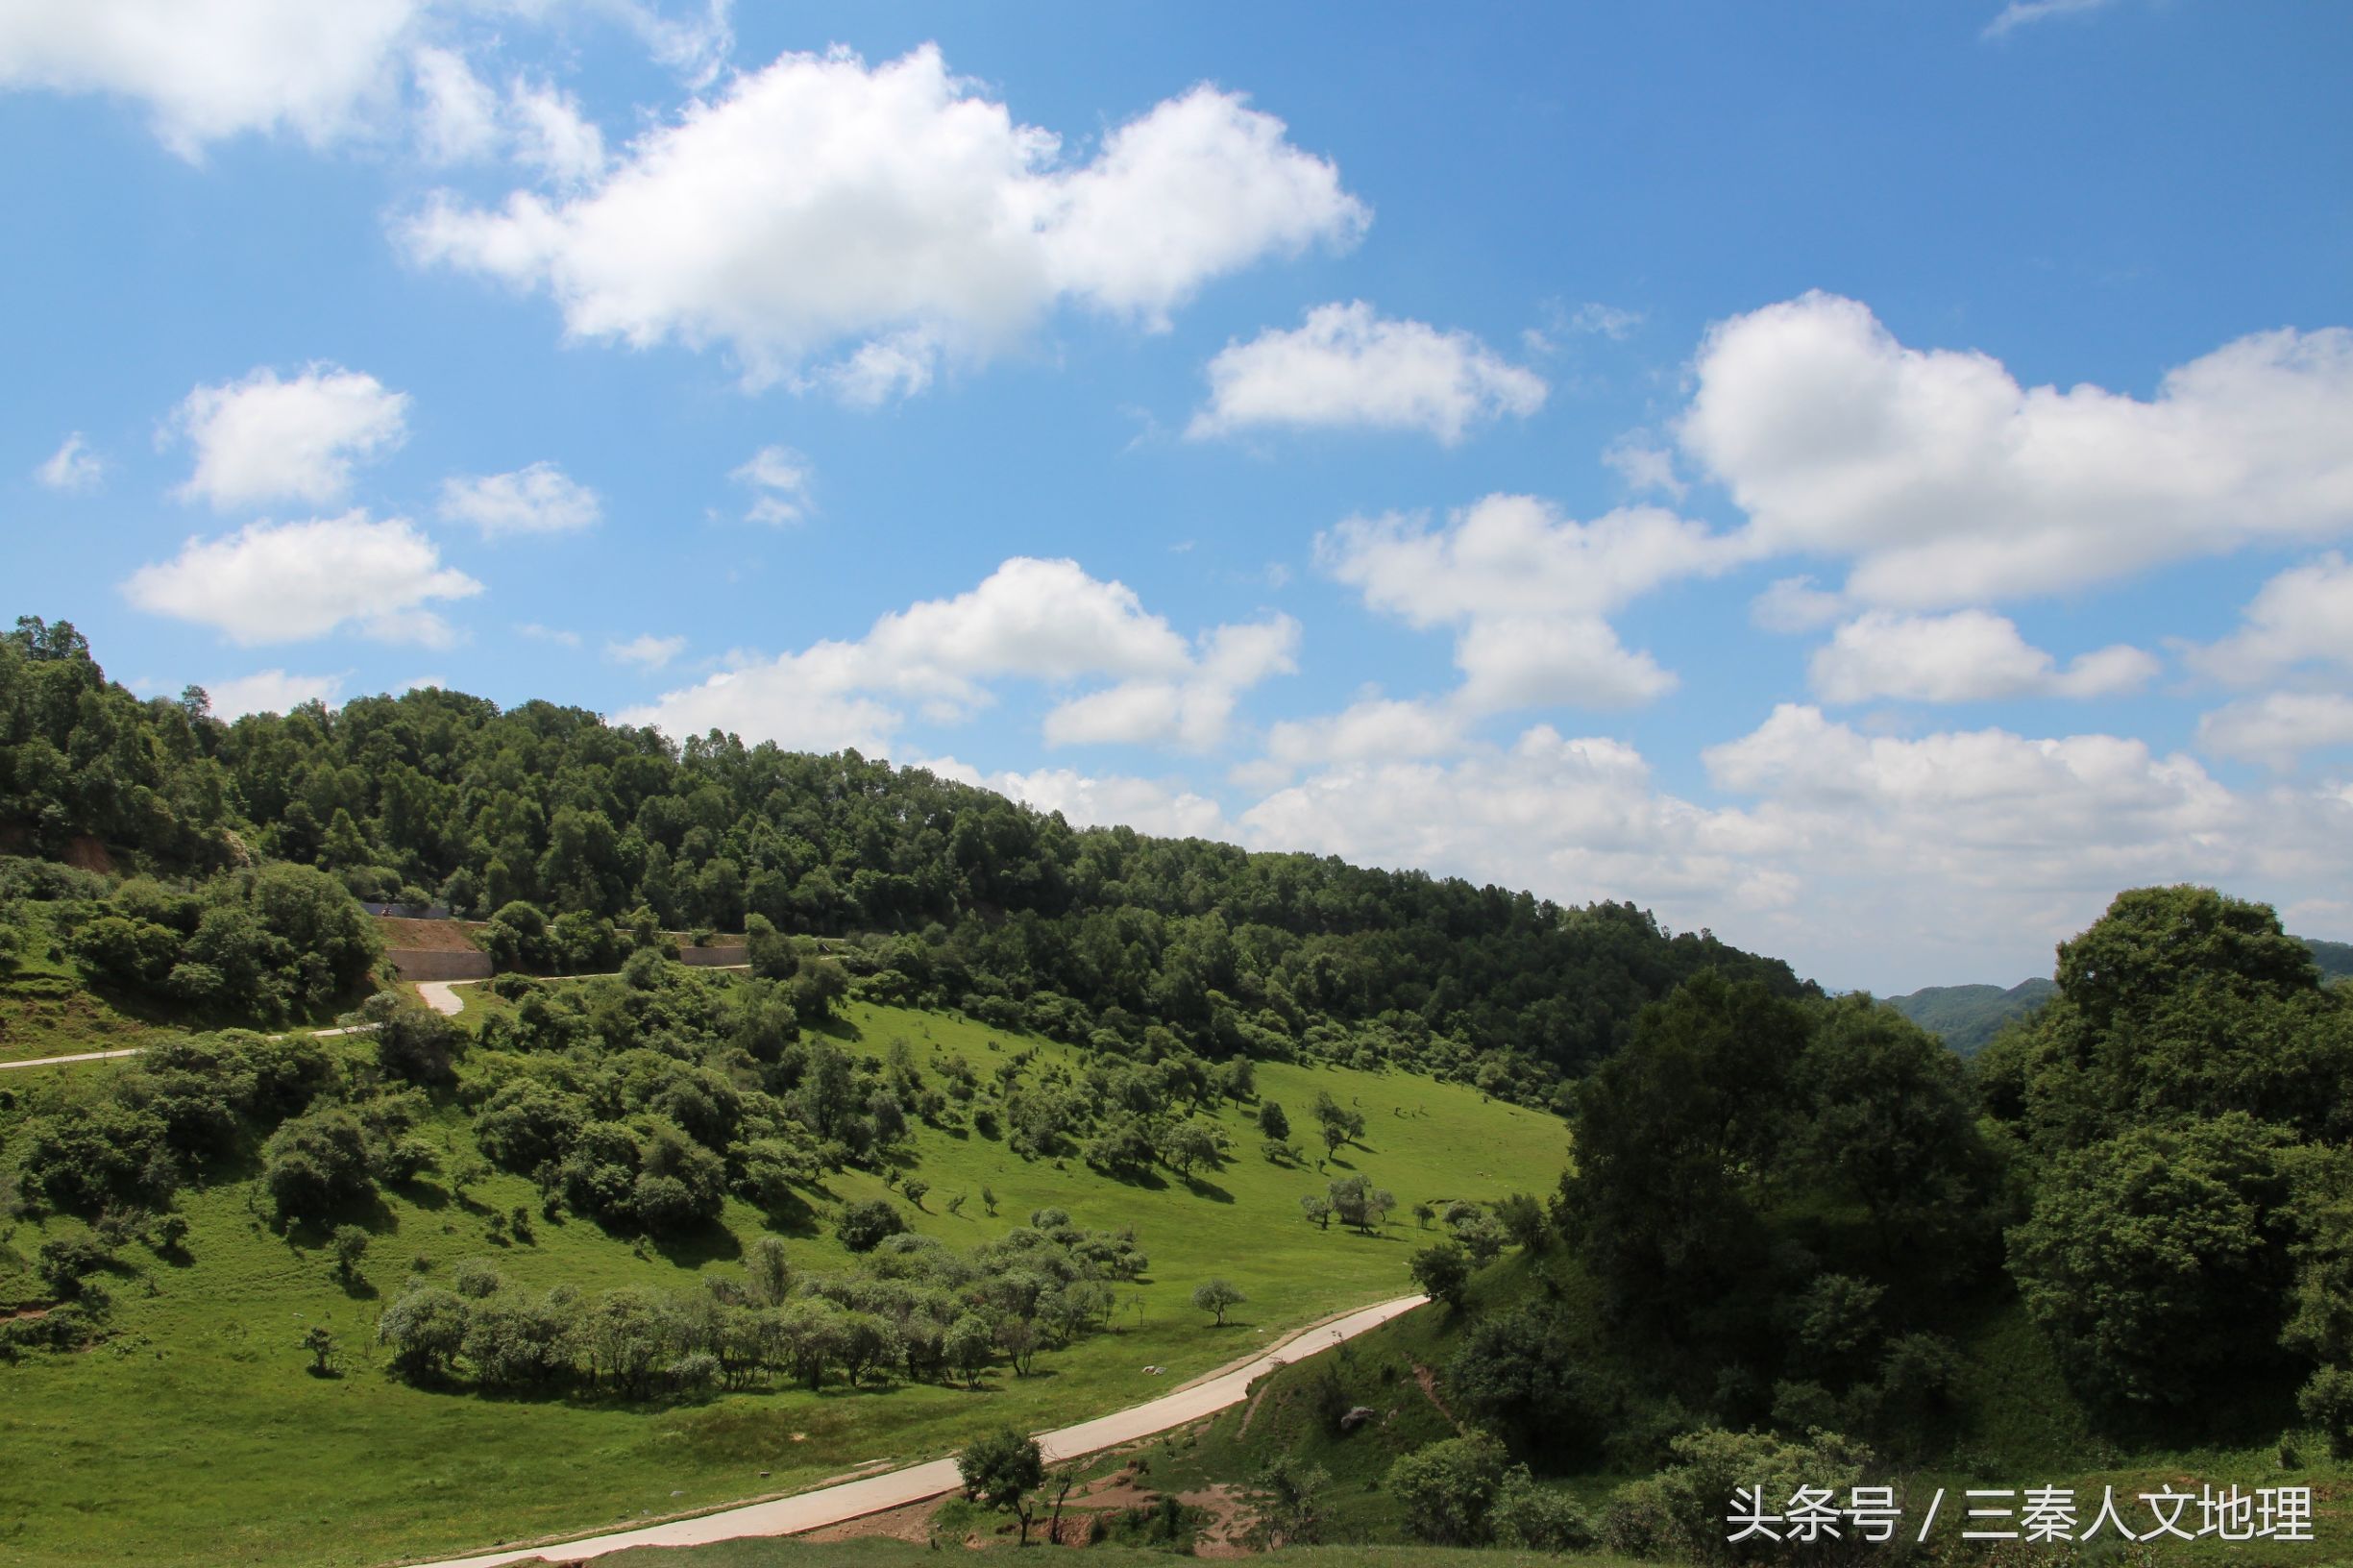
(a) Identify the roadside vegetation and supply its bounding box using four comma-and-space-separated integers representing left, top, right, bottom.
11, 618, 2353, 1568
0, 973, 1562, 1568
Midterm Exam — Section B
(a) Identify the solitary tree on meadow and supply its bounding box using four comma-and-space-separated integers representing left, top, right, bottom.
1193, 1278, 1245, 1326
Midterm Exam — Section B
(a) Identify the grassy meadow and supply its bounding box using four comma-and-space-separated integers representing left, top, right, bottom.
0, 991, 1566, 1568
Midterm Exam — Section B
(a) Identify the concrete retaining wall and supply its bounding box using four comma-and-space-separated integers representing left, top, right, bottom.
385, 948, 494, 982
677, 944, 749, 968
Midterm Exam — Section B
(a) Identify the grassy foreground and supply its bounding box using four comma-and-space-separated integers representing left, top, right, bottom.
0, 994, 1564, 1568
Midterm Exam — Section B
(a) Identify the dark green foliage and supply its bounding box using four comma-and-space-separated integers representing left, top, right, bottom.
958, 1428, 1045, 1545
2296, 1365, 2353, 1458
1408, 1240, 1470, 1308
262, 1109, 374, 1221
1599, 1428, 1871, 1565
744, 913, 798, 980
835, 1197, 907, 1253
377, 1284, 469, 1382
2009, 1114, 2299, 1408
1447, 1297, 1617, 1461
472, 1081, 587, 1172
63, 863, 380, 1024
331, 1224, 370, 1281
1192, 1277, 1244, 1324
15, 1097, 176, 1212
3, 622, 1813, 1104
36, 1232, 116, 1298
1489, 1470, 1596, 1552
1554, 970, 1814, 1330
362, 992, 462, 1084
1386, 1433, 1509, 1545
0, 618, 229, 868
1977, 886, 2353, 1420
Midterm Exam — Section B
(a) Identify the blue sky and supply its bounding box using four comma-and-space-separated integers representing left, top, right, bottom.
5, 0, 2350, 992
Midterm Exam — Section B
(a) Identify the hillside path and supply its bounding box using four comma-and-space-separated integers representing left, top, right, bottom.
0, 1046, 147, 1071
0, 1020, 380, 1073
2, 965, 746, 1067
399, 1293, 1429, 1568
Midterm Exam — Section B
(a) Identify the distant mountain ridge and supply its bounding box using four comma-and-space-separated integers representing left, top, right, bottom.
1884, 978, 2059, 1056
1889, 936, 2351, 1055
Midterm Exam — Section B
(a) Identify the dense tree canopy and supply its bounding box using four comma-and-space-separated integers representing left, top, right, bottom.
2, 617, 1811, 1097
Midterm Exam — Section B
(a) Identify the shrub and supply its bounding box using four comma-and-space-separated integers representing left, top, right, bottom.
836, 1198, 908, 1253
2298, 1365, 2353, 1458
261, 1110, 373, 1222
1490, 1469, 1594, 1552
1387, 1433, 1509, 1545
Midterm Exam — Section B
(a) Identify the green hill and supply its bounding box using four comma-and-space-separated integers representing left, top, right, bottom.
2309, 937, 2353, 983
1881, 977, 2057, 1055
1, 615, 1815, 1101
1890, 931, 2350, 1055
0, 984, 1564, 1568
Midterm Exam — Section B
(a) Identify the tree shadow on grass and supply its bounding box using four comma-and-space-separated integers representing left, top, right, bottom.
1181, 1177, 1236, 1205
648, 1222, 744, 1269
752, 1187, 824, 1238
1091, 1165, 1170, 1192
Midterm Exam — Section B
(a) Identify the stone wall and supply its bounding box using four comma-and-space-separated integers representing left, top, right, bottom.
384, 948, 494, 982
676, 944, 749, 968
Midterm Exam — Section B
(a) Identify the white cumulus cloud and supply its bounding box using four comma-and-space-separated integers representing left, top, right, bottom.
204, 668, 346, 719
437, 460, 601, 536
926, 759, 1235, 843
1042, 615, 1299, 751
1260, 697, 1469, 775
621, 556, 1246, 755
122, 512, 481, 647
1217, 703, 2350, 991
2181, 554, 2353, 685
1318, 495, 1746, 713
1809, 610, 2157, 703
1678, 292, 2353, 607
1188, 302, 1545, 445
401, 44, 1366, 393
168, 364, 409, 510
0, 0, 422, 158
2196, 692, 2353, 772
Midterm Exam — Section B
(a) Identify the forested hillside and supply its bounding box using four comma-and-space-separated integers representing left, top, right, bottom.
0, 616, 1809, 1100
1882, 978, 2058, 1055
1097, 885, 2353, 1560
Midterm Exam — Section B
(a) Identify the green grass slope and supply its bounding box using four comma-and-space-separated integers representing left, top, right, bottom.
0, 995, 1565, 1568
0, 929, 177, 1065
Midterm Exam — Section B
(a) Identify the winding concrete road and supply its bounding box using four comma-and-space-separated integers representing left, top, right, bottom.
402, 1293, 1429, 1568
3, 983, 470, 1074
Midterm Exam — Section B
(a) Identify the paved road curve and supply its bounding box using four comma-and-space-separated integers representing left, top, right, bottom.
416, 979, 474, 1017
403, 1293, 1429, 1568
